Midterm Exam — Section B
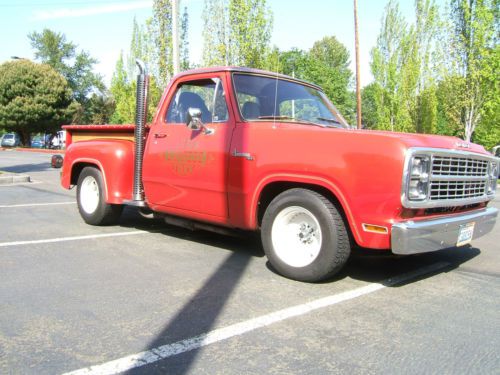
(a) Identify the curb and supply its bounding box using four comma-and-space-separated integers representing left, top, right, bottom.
0, 147, 65, 154
0, 173, 31, 185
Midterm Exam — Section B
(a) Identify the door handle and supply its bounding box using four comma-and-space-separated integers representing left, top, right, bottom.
154, 133, 167, 138
232, 149, 254, 161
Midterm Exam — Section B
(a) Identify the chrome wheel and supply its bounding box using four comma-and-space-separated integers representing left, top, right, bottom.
271, 206, 322, 268
80, 175, 100, 214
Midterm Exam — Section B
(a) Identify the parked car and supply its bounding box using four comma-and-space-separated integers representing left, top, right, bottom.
1, 133, 21, 147
31, 136, 46, 148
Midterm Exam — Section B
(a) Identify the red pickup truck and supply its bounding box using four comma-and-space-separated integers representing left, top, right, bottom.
61, 63, 499, 282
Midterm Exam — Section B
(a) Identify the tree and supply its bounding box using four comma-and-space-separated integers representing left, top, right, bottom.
202, 0, 230, 66
202, 0, 273, 68
308, 36, 354, 120
0, 60, 77, 144
110, 51, 162, 124
370, 0, 415, 132
269, 38, 355, 123
413, 0, 440, 134
446, 0, 498, 142
228, 0, 273, 67
110, 53, 136, 124
28, 29, 105, 123
149, 0, 173, 87
180, 6, 190, 71
361, 82, 379, 129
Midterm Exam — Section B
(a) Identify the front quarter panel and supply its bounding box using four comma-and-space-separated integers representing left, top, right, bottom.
61, 140, 135, 204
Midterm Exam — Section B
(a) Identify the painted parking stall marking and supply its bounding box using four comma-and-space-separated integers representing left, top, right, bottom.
0, 201, 75, 208
63, 262, 450, 375
0, 230, 149, 248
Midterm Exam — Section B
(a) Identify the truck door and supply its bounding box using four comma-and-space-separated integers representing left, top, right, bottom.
143, 75, 234, 221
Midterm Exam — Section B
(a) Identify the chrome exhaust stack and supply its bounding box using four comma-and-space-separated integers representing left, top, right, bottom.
127, 59, 149, 206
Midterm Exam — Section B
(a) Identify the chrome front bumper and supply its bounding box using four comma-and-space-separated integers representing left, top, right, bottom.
391, 207, 498, 255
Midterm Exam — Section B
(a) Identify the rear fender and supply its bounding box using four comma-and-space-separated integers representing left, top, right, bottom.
61, 140, 135, 204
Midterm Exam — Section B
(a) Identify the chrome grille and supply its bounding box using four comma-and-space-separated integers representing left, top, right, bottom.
432, 156, 488, 177
430, 180, 487, 200
403, 148, 498, 209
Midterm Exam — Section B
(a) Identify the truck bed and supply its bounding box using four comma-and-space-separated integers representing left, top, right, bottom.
63, 124, 138, 148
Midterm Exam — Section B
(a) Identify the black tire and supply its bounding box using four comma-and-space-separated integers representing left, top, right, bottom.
261, 188, 351, 282
76, 166, 123, 225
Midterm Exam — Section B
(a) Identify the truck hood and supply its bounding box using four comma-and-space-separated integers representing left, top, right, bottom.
346, 128, 488, 155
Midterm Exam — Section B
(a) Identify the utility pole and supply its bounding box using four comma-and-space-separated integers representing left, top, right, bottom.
354, 0, 362, 129
172, 0, 180, 75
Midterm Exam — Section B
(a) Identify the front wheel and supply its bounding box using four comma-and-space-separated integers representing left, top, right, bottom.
76, 167, 123, 225
261, 189, 351, 282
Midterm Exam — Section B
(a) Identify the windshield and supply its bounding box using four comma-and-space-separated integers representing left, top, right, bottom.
233, 73, 349, 128
4, 134, 14, 139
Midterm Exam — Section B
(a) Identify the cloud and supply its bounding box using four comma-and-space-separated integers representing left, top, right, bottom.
33, 1, 153, 21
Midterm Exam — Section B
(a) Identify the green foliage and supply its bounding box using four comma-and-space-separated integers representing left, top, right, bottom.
228, 0, 273, 67
0, 60, 77, 144
202, 0, 229, 66
361, 83, 379, 129
202, 0, 273, 68
447, 0, 498, 142
28, 29, 106, 124
110, 53, 162, 124
368, 0, 498, 150
370, 0, 416, 132
149, 0, 173, 87
180, 6, 190, 71
85, 94, 115, 124
369, 0, 444, 134
268, 38, 355, 124
307, 37, 354, 122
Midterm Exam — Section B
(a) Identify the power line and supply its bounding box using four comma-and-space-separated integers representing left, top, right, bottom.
0, 0, 146, 7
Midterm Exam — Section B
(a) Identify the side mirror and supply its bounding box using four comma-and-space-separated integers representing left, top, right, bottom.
186, 107, 202, 130
186, 107, 214, 135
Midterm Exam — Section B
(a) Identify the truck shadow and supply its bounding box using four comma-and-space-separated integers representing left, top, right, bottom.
118, 206, 264, 257
118, 207, 481, 375
119, 206, 481, 284
330, 246, 481, 287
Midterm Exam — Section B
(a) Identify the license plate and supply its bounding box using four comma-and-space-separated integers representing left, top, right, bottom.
457, 222, 475, 246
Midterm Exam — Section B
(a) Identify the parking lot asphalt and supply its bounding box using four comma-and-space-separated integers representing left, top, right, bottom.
1, 150, 499, 375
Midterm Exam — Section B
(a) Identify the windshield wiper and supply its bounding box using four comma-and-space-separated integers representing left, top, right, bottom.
257, 115, 329, 128
316, 117, 342, 126
258, 115, 294, 120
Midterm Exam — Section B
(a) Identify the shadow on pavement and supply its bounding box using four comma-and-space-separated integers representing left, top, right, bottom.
1, 162, 53, 173
104, 207, 481, 375
263, 245, 480, 287
125, 251, 252, 375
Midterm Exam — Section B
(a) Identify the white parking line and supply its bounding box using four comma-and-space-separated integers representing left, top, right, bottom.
63, 261, 450, 375
0, 201, 75, 208
0, 230, 149, 248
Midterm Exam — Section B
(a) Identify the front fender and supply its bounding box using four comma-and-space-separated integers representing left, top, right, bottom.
61, 140, 135, 204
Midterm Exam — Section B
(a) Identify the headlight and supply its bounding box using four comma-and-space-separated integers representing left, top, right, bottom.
487, 161, 499, 195
407, 156, 430, 201
410, 156, 430, 178
489, 161, 499, 179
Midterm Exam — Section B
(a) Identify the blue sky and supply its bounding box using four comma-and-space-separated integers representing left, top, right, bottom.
0, 0, 444, 87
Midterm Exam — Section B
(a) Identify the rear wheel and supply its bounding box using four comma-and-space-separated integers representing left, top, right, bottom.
261, 188, 350, 282
76, 167, 123, 225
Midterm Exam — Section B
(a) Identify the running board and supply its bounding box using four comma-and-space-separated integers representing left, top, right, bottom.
162, 214, 244, 238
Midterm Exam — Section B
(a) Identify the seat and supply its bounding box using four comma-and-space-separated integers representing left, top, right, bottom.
241, 101, 261, 119
177, 92, 211, 123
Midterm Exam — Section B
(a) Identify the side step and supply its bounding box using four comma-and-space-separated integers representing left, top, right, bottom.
162, 215, 245, 238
